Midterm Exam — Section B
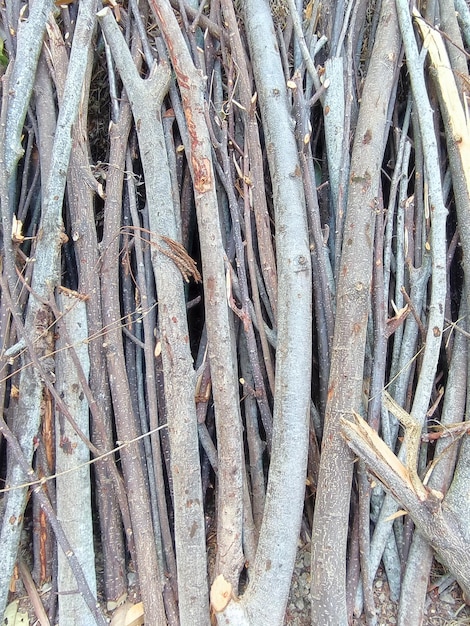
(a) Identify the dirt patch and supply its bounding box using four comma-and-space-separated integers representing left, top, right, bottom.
285, 541, 470, 626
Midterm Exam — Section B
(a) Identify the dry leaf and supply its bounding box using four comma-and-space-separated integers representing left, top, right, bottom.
107, 592, 127, 612
110, 601, 144, 626
385, 509, 408, 522
2, 600, 29, 625
210, 574, 232, 612
11, 215, 24, 243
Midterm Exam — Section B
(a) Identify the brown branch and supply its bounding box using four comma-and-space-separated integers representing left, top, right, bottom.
0, 419, 106, 626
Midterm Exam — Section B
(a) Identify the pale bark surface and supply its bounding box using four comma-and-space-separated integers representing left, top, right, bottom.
310, 2, 401, 622
55, 295, 97, 626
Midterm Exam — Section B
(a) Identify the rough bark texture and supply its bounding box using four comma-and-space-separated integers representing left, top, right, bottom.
3, 2, 470, 624
98, 8, 209, 623
55, 295, 97, 626
100, 98, 166, 624
149, 0, 245, 588
310, 1, 401, 623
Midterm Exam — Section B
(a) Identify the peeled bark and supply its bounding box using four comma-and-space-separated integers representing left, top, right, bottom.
341, 411, 470, 601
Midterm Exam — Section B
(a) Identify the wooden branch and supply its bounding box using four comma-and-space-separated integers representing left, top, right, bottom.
310, 0, 402, 621
149, 0, 246, 592
55, 295, 98, 626
4, 0, 53, 177
0, 418, 106, 626
340, 412, 470, 600
341, 412, 426, 503
98, 6, 210, 623
0, 1, 100, 617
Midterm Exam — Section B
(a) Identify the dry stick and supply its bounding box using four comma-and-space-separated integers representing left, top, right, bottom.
220, 0, 278, 322
168, 0, 224, 41
239, 335, 266, 531
45, 297, 135, 556
54, 295, 98, 626
126, 154, 179, 612
340, 412, 470, 600
390, 159, 411, 365
322, 53, 349, 281
290, 69, 334, 413
242, 146, 276, 394
382, 97, 412, 316
398, 311, 468, 625
17, 124, 39, 222
394, 0, 447, 431
99, 96, 167, 625
4, 0, 53, 183
0, 62, 14, 457
368, 196, 387, 433
356, 199, 387, 624
149, 0, 245, 589
44, 12, 128, 604
346, 501, 361, 621
310, 0, 401, 622
357, 462, 376, 626
0, 1, 99, 616
438, 0, 468, 102
414, 13, 470, 315
455, 0, 470, 48
359, 162, 408, 616
99, 7, 210, 623
18, 559, 51, 626
0, 419, 106, 626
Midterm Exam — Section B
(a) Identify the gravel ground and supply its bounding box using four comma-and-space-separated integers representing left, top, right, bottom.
9, 536, 470, 624
285, 540, 470, 626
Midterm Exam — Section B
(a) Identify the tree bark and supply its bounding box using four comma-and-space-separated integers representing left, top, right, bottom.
55, 295, 97, 626
310, 1, 401, 622
149, 0, 245, 588
98, 8, 210, 623
0, 1, 98, 616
